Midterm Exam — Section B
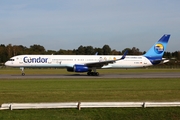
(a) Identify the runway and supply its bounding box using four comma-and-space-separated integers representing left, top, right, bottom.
0, 72, 180, 79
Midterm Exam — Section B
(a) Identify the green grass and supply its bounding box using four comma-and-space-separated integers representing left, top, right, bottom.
0, 69, 180, 120
1, 108, 180, 120
0, 78, 180, 104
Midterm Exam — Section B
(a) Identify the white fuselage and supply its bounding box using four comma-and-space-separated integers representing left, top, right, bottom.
5, 55, 152, 69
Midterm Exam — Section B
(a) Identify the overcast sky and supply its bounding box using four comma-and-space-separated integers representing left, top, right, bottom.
0, 0, 180, 52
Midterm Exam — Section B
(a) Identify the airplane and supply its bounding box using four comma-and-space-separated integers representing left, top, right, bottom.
5, 34, 170, 76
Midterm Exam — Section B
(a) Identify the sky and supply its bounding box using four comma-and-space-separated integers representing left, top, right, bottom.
0, 0, 180, 52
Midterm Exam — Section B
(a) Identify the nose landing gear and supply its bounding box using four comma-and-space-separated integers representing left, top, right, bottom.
20, 67, 25, 76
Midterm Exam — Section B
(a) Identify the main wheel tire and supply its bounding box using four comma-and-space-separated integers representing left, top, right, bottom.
87, 72, 99, 76
96, 72, 99, 76
87, 72, 91, 76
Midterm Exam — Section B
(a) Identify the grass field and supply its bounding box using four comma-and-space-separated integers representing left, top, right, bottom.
1, 108, 180, 120
0, 68, 180, 120
0, 78, 180, 103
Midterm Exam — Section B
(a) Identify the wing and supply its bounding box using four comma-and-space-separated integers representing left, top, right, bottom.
85, 50, 128, 68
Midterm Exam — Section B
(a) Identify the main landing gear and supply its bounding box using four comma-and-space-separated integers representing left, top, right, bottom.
87, 71, 99, 76
87, 67, 99, 76
20, 67, 25, 76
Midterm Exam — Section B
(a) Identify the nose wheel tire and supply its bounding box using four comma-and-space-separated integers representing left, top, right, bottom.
22, 73, 25, 76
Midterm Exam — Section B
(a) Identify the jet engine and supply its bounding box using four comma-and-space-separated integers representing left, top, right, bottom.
67, 65, 89, 72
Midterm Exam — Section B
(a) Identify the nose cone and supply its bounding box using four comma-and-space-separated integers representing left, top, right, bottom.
5, 61, 9, 66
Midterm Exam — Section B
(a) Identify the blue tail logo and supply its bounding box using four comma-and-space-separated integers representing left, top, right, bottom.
144, 34, 170, 64
154, 43, 164, 54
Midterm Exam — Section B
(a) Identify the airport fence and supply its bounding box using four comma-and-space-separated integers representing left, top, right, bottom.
1, 102, 180, 110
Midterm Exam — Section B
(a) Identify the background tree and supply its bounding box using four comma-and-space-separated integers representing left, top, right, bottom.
164, 52, 172, 59
46, 50, 57, 55
172, 51, 180, 60
131, 47, 142, 55
29, 44, 46, 54
0, 44, 8, 63
111, 49, 121, 55
7, 44, 14, 58
56, 49, 67, 55
85, 46, 94, 55
66, 50, 75, 55
94, 48, 103, 55
76, 45, 85, 55
102, 45, 111, 55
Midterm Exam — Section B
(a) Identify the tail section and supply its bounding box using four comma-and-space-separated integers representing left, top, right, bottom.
144, 34, 170, 64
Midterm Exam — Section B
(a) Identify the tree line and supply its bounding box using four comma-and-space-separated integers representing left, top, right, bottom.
0, 44, 180, 64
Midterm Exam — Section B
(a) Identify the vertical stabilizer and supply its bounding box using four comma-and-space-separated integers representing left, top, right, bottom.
144, 34, 170, 64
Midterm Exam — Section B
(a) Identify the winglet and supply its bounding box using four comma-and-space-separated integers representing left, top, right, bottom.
120, 50, 128, 60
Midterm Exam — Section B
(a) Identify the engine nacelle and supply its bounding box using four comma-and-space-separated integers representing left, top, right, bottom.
66, 67, 74, 72
66, 65, 89, 72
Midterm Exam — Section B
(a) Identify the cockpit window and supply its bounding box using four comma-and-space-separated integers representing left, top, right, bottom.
9, 59, 15, 61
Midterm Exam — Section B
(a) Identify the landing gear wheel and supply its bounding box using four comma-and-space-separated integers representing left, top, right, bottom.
95, 72, 99, 76
22, 73, 25, 76
87, 72, 99, 76
87, 72, 91, 76
93, 72, 99, 76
